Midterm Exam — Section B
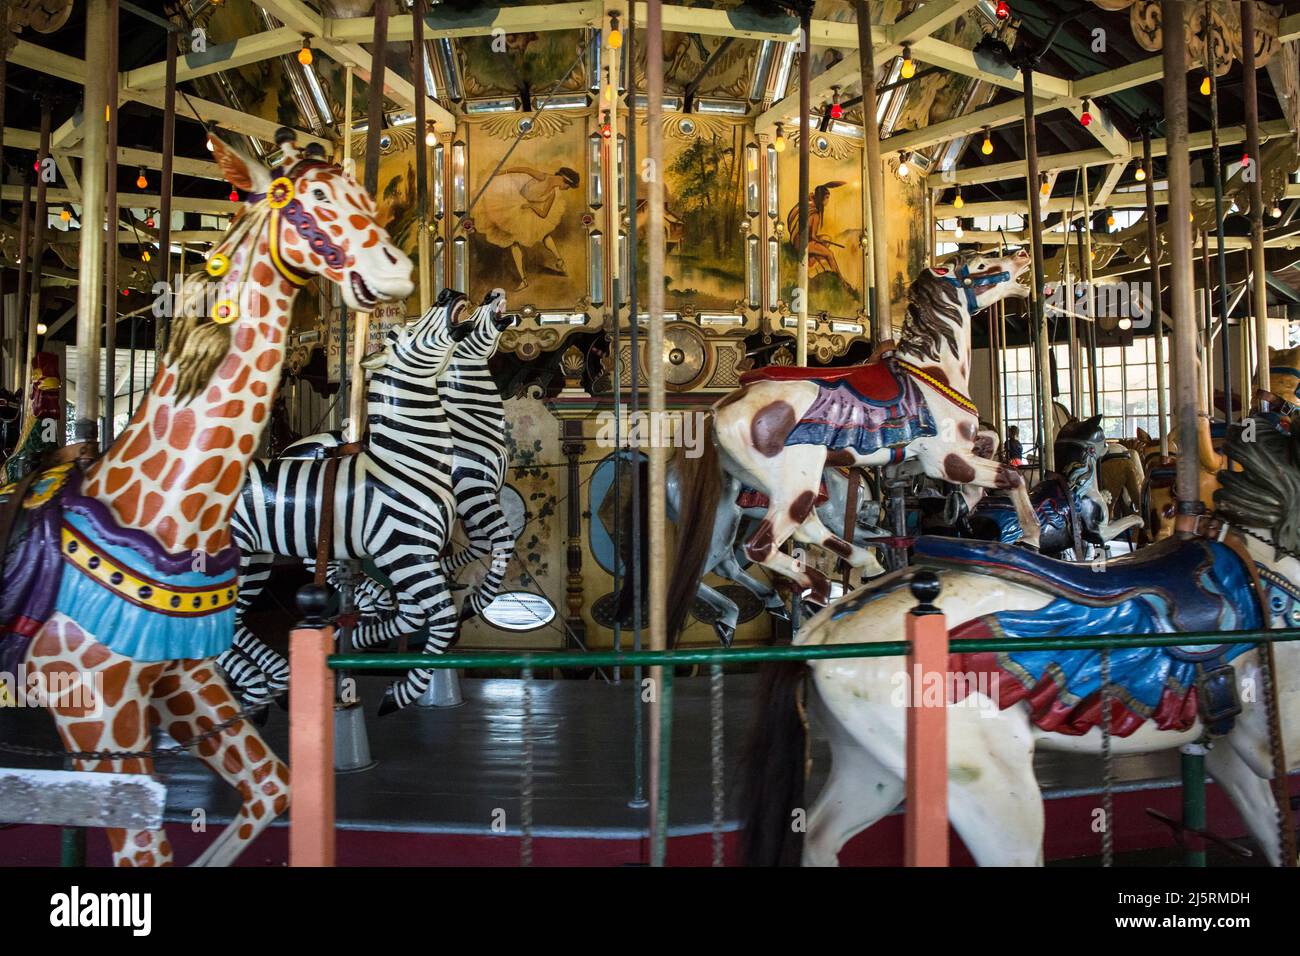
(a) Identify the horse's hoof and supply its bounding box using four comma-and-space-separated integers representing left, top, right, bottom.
765, 603, 791, 622
805, 570, 832, 607
714, 622, 735, 648
377, 688, 401, 717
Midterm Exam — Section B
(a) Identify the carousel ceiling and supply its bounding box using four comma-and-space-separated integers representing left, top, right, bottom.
2, 0, 1299, 344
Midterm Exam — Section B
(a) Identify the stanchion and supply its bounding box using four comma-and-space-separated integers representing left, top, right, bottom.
1180, 742, 1207, 867
905, 570, 948, 867
290, 585, 336, 867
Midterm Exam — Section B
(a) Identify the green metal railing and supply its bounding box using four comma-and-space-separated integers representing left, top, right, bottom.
326, 624, 1300, 866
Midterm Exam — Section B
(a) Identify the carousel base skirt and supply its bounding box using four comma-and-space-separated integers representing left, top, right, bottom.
1, 674, 1295, 866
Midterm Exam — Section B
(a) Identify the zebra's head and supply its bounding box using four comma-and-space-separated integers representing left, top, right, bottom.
460, 288, 513, 360
362, 288, 474, 378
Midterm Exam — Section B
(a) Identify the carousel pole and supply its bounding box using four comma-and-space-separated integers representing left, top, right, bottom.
354, 2, 389, 435
1062, 193, 1080, 415
1141, 122, 1169, 455
795, 7, 811, 366
343, 68, 354, 167
1201, 232, 1214, 411
0, 2, 10, 392
13, 177, 31, 395
22, 102, 52, 404
1020, 63, 1053, 471
158, 27, 177, 351
1240, 0, 1270, 396
856, 0, 891, 343
1162, 1, 1199, 518
412, 0, 431, 315
74, 0, 111, 446
624, 4, 647, 809
103, 0, 120, 444
1205, 0, 1233, 423
1080, 165, 1099, 416
989, 303, 1002, 435
645, 0, 669, 867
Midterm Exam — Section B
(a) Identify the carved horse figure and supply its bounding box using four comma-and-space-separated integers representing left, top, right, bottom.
970, 415, 1144, 558
742, 417, 1300, 867
671, 251, 1033, 617
0, 131, 413, 865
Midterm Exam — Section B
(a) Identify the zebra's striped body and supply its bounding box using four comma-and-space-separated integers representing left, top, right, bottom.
228, 289, 476, 711
439, 302, 515, 617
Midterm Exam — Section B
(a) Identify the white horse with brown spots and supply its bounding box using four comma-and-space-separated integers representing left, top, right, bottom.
669, 251, 1034, 625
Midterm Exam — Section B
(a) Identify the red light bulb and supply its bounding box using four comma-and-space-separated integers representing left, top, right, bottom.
229, 188, 239, 201
995, 1, 1010, 20
1080, 110, 1092, 126
1240, 152, 1250, 166
830, 102, 843, 120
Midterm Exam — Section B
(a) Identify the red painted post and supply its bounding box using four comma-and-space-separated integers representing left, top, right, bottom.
905, 571, 948, 867
290, 585, 335, 867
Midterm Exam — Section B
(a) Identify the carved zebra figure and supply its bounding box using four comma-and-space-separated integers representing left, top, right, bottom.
228, 289, 475, 713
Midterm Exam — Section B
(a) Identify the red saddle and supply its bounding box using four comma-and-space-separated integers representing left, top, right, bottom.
739, 359, 904, 405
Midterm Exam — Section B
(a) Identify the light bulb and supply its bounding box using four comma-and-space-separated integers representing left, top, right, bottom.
608, 15, 622, 49
229, 188, 239, 201
1080, 100, 1092, 126
36, 322, 47, 335
995, 1, 1010, 20
1240, 152, 1250, 167
830, 101, 843, 120
1200, 74, 1211, 96
897, 153, 910, 178
298, 40, 313, 66
425, 125, 436, 147
1118, 316, 1133, 330
954, 224, 964, 239
1271, 203, 1283, 218
136, 169, 148, 189
900, 45, 915, 80
981, 131, 993, 156
1040, 179, 1050, 197
1135, 164, 1146, 182
1106, 212, 1116, 228
774, 125, 786, 153
59, 206, 71, 223
206, 139, 214, 152
142, 249, 151, 262
953, 191, 964, 210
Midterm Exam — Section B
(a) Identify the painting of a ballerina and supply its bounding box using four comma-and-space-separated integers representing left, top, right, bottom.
475, 165, 580, 291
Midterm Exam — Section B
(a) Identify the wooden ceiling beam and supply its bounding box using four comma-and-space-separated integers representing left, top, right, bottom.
328, 3, 604, 42
122, 26, 306, 91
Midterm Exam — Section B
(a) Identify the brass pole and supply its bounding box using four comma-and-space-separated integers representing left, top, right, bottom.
645, 0, 669, 867
104, 0, 120, 443
1205, 0, 1233, 423
1062, 198, 1080, 414
159, 28, 177, 351
1021, 65, 1053, 471
1241, 0, 1270, 397
1161, 0, 1199, 516
13, 177, 32, 395
23, 102, 52, 404
1142, 125, 1169, 455
412, 0, 431, 314
856, 0, 891, 343
354, 2, 390, 436
795, 9, 811, 366
1201, 231, 1214, 412
1080, 165, 1098, 416
342, 68, 354, 167
75, 0, 110, 445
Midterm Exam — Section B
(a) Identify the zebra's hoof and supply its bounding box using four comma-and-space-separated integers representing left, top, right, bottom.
458, 602, 479, 623
377, 688, 401, 717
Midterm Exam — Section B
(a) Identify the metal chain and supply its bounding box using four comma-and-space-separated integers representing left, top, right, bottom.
520, 664, 535, 867
710, 663, 725, 867
0, 700, 271, 762
1100, 646, 1115, 867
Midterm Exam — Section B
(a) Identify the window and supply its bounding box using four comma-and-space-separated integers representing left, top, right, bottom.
1094, 337, 1169, 439
1001, 345, 1039, 458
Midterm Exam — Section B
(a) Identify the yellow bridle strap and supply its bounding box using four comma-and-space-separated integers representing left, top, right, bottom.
268, 206, 311, 287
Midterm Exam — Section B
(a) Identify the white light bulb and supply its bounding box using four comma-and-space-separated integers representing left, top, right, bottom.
953, 225, 964, 239
897, 161, 910, 179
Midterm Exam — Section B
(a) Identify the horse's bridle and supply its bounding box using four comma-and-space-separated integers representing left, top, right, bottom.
936, 261, 1014, 313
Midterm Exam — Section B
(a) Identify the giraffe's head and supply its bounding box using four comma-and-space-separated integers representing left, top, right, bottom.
363, 287, 475, 379
209, 131, 414, 311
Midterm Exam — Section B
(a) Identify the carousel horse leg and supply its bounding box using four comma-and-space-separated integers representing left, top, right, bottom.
378, 560, 460, 712
733, 445, 834, 602
946, 704, 1044, 866
1207, 733, 1283, 866
715, 555, 788, 620
693, 581, 740, 647
789, 507, 881, 574
217, 645, 273, 706
803, 695, 904, 867
149, 659, 289, 867
27, 615, 175, 867
231, 625, 290, 694
913, 439, 1041, 549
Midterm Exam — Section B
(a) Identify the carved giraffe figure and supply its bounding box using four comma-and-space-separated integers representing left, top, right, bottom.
3, 131, 413, 865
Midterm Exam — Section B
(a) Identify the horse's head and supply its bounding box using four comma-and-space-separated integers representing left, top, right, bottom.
929, 249, 1032, 313
1054, 413, 1105, 484
209, 131, 414, 311
363, 288, 475, 380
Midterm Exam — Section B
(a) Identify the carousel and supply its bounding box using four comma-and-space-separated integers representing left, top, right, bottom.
0, 0, 1299, 871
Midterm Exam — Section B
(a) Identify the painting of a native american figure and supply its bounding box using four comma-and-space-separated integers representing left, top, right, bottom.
466, 113, 586, 306
776, 129, 864, 318
634, 113, 747, 313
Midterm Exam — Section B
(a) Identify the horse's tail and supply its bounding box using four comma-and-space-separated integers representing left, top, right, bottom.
613, 453, 651, 626
665, 431, 723, 646
739, 660, 809, 866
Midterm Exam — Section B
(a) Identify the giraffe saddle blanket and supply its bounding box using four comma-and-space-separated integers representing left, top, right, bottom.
916, 535, 1262, 736
740, 357, 936, 456
0, 466, 240, 673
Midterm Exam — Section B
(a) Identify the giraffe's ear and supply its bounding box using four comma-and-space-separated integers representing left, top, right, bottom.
208, 133, 272, 194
